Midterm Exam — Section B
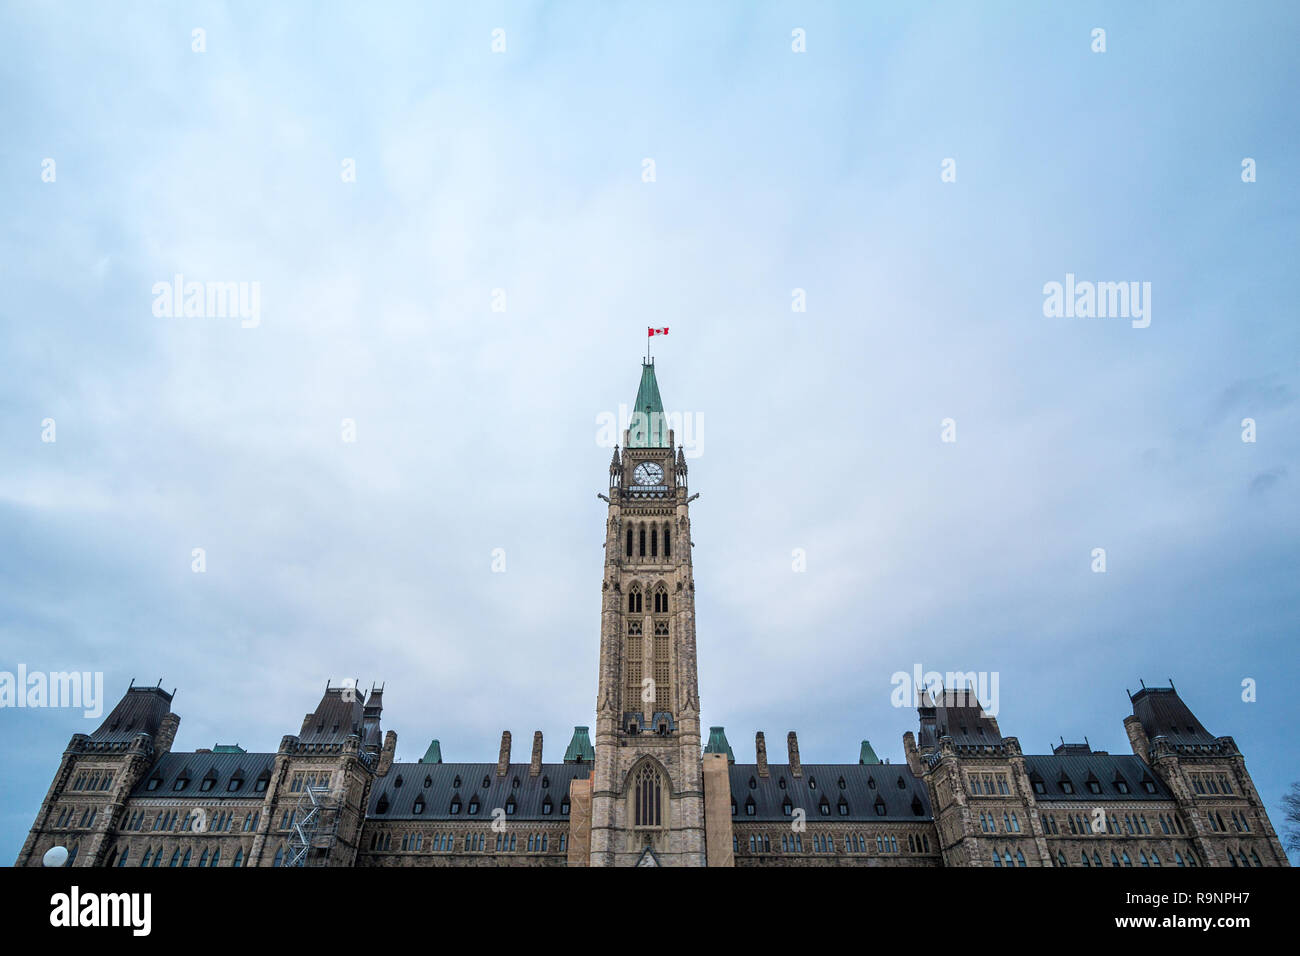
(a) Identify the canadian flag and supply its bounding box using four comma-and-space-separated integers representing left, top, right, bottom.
648, 327, 669, 336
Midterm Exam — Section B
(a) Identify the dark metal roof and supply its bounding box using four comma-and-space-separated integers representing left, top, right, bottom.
1023, 754, 1171, 802
1131, 687, 1216, 748
130, 751, 277, 799
729, 763, 933, 822
90, 686, 173, 744
298, 687, 369, 746
366, 763, 591, 822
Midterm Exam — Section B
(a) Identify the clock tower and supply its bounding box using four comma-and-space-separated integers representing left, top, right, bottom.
589, 360, 705, 866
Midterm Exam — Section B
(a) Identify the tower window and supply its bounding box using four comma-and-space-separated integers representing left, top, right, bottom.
628, 587, 642, 614
626, 529, 633, 557
650, 527, 657, 557
639, 526, 646, 557
633, 763, 664, 828
664, 523, 671, 557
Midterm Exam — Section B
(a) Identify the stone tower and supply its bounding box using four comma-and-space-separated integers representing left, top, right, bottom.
589, 361, 705, 866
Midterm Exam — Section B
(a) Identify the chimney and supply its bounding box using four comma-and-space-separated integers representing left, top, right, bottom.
530, 731, 543, 777
156, 713, 181, 755
497, 730, 512, 776
787, 731, 802, 778
377, 730, 397, 776
1124, 715, 1150, 764
755, 732, 769, 777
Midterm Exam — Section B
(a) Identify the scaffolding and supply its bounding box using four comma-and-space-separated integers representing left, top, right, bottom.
286, 784, 340, 867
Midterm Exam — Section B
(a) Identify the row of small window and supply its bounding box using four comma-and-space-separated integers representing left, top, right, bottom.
737, 832, 932, 855
1031, 776, 1157, 796
978, 811, 1022, 833
735, 795, 924, 818
69, 771, 113, 792
1207, 810, 1251, 833
288, 772, 332, 793
746, 773, 909, 792
145, 773, 269, 793
53, 808, 97, 829
367, 830, 568, 854
392, 773, 558, 791
122, 809, 252, 833
1191, 773, 1235, 796
969, 774, 1011, 795
625, 584, 670, 613
1043, 811, 1169, 836
374, 794, 571, 816
625, 526, 673, 560
109, 845, 245, 867
1058, 848, 1200, 867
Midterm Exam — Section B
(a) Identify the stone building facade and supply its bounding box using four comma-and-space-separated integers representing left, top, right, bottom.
16, 362, 1289, 868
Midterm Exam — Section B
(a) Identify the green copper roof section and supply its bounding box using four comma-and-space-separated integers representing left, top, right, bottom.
564, 726, 594, 763
704, 726, 735, 763
212, 744, 245, 754
628, 360, 668, 448
859, 740, 880, 765
419, 740, 443, 764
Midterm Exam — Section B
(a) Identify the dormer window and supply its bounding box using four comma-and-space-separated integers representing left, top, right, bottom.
782, 797, 793, 816
745, 797, 756, 816
453, 775, 462, 788
542, 776, 550, 789
505, 798, 516, 815
874, 797, 887, 817
1032, 780, 1045, 795
542, 796, 553, 815
481, 776, 490, 789
748, 777, 756, 790
911, 796, 925, 816
449, 797, 461, 814
1086, 780, 1101, 794
808, 777, 817, 790
255, 774, 269, 792
424, 776, 432, 788
413, 798, 425, 814
512, 777, 520, 789
818, 797, 831, 816
730, 798, 737, 816
173, 777, 189, 791
146, 776, 161, 791
227, 778, 242, 792
1115, 780, 1130, 794
394, 775, 403, 788
1060, 780, 1074, 794
1142, 780, 1157, 794
838, 777, 846, 790
468, 798, 480, 815
375, 794, 390, 814
778, 777, 786, 790
897, 776, 906, 790
561, 799, 570, 815
868, 776, 876, 790
837, 798, 849, 816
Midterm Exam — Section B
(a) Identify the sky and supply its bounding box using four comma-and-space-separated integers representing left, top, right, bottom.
1, 1, 1297, 864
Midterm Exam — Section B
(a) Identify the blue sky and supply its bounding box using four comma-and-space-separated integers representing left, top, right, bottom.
1, 1, 1297, 863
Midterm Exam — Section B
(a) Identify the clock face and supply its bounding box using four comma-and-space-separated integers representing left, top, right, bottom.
633, 462, 664, 485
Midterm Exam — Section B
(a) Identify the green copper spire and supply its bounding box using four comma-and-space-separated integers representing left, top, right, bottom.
564, 726, 595, 763
420, 740, 443, 764
859, 740, 879, 765
628, 360, 668, 448
705, 726, 735, 763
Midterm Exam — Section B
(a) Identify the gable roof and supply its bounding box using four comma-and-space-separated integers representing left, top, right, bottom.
729, 763, 932, 822
366, 762, 591, 822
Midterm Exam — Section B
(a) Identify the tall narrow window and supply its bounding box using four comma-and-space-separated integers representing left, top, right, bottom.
633, 763, 664, 828
663, 523, 671, 557
650, 527, 657, 557
639, 526, 646, 557
626, 529, 633, 557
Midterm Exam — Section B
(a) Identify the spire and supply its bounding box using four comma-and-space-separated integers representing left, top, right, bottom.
704, 727, 734, 763
564, 726, 595, 763
419, 739, 442, 764
628, 361, 668, 448
859, 740, 880, 765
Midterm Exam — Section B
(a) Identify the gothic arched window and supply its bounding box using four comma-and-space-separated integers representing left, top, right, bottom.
628, 586, 642, 614
626, 528, 633, 557
663, 523, 671, 557
650, 527, 657, 557
639, 525, 646, 557
633, 763, 664, 828
653, 586, 668, 613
